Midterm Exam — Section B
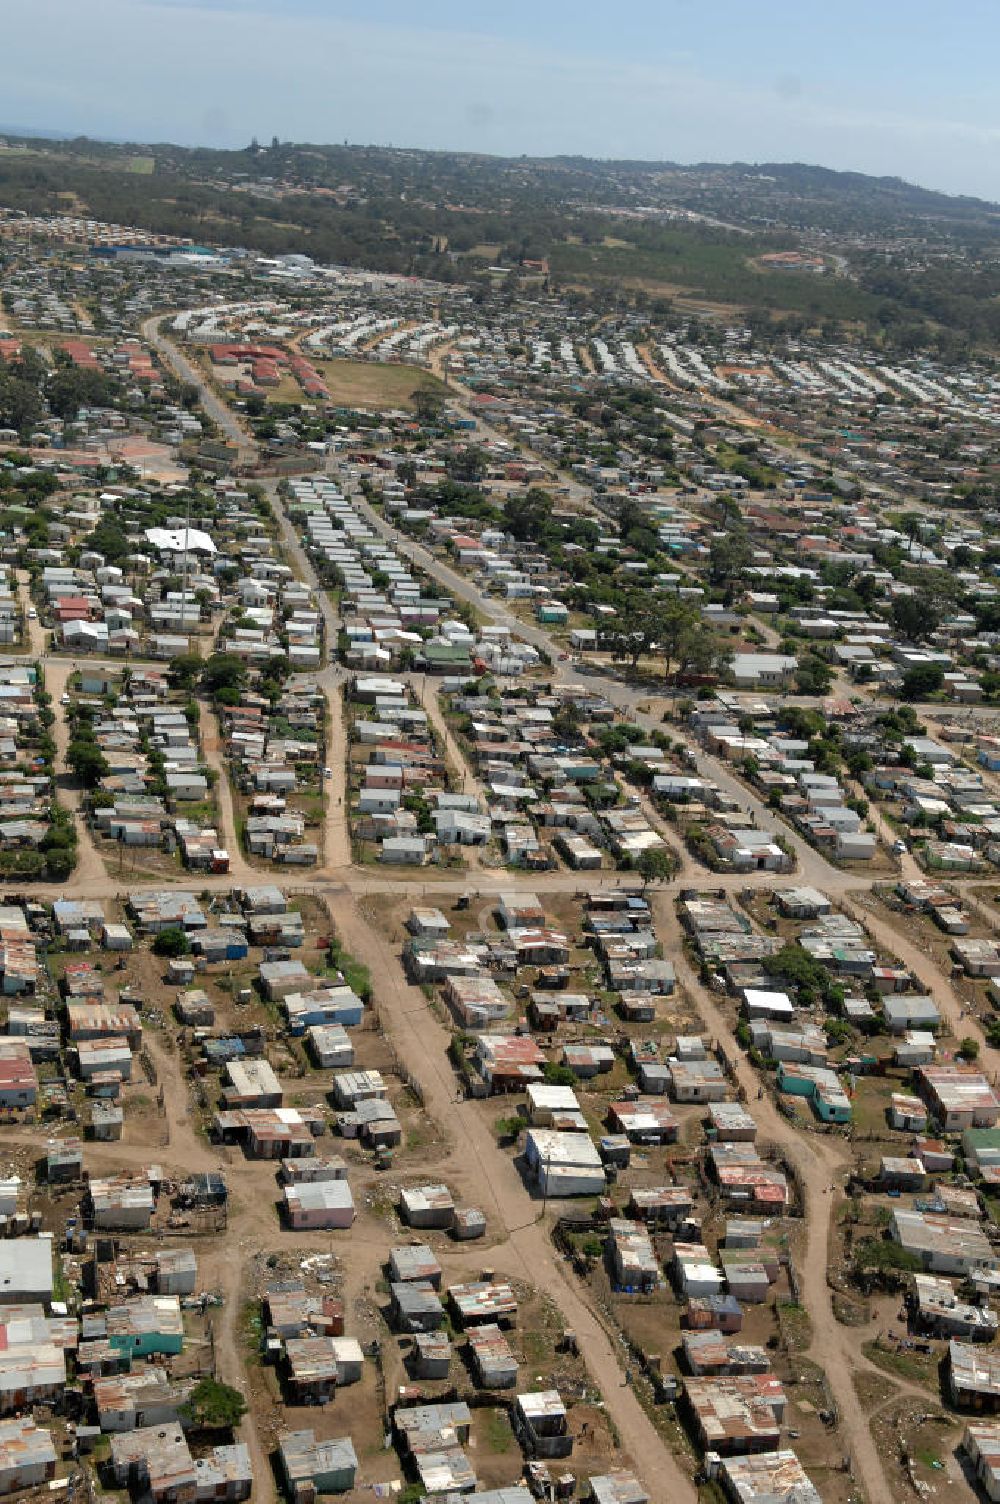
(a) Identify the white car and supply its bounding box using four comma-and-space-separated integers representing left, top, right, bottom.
27, 607, 36, 620
323, 767, 333, 779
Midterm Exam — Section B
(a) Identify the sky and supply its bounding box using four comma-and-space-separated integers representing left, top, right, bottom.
4, 0, 999, 200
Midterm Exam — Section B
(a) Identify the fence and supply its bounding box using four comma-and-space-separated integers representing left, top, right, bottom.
370, 1001, 426, 1108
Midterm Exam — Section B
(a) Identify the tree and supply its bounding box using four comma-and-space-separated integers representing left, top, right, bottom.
0, 368, 43, 435
180, 1377, 247, 1431
412, 388, 445, 425
852, 1238, 922, 1291
891, 568, 962, 644
445, 445, 489, 483
502, 488, 554, 544
707, 529, 751, 599
769, 943, 832, 1006
959, 1036, 980, 1061
636, 847, 677, 885
169, 654, 203, 690
901, 663, 944, 701
66, 738, 109, 788
901, 513, 923, 556
551, 701, 582, 743
542, 1062, 578, 1087
47, 367, 115, 420
88, 516, 131, 564
152, 927, 190, 959
201, 654, 247, 696
795, 654, 834, 695
651, 599, 699, 682
45, 847, 76, 882
599, 606, 652, 673
892, 593, 937, 643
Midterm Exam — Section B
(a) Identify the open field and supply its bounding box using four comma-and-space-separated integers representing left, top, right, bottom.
315, 357, 450, 411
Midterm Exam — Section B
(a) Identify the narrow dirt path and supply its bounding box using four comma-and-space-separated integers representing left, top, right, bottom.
320, 673, 351, 869
415, 675, 487, 871
17, 569, 45, 659
200, 702, 259, 884
45, 659, 109, 891
211, 1249, 276, 1504
416, 675, 485, 802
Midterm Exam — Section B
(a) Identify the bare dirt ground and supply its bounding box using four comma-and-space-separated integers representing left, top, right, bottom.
333, 894, 699, 1503
37, 324, 1000, 1504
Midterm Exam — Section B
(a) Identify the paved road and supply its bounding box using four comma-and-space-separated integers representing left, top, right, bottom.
141, 314, 257, 463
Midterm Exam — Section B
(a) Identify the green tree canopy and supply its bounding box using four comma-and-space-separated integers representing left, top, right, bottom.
180, 1377, 247, 1430
412, 388, 446, 425
636, 846, 677, 884
900, 663, 945, 701
201, 654, 247, 695
169, 654, 204, 691
66, 738, 109, 789
152, 927, 191, 959
502, 488, 555, 544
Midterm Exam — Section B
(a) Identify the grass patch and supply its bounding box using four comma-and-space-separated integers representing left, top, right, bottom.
862, 1340, 940, 1390
326, 935, 372, 1003
482, 1410, 514, 1454
240, 1301, 262, 1365
852, 1368, 897, 1412
777, 1300, 812, 1351
314, 358, 449, 413
832, 1291, 871, 1326
53, 1258, 73, 1306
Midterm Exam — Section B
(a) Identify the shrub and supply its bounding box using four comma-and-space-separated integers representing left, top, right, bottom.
152, 927, 191, 959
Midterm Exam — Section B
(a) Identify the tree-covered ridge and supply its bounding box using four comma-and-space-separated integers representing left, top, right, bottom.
4, 135, 1000, 347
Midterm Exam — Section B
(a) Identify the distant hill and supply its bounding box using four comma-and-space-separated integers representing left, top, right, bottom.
2, 131, 999, 350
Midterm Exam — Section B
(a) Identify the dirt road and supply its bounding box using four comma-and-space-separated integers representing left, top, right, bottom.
141, 315, 257, 464
649, 893, 886, 1503
199, 704, 257, 885
330, 897, 698, 1504
46, 659, 109, 891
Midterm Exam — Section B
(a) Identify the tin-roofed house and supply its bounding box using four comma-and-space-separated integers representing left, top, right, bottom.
0, 1418, 57, 1496
514, 1390, 573, 1460
279, 1430, 357, 1497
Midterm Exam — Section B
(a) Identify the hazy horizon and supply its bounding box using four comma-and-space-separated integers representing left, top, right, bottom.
2, 120, 996, 210
4, 0, 997, 201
